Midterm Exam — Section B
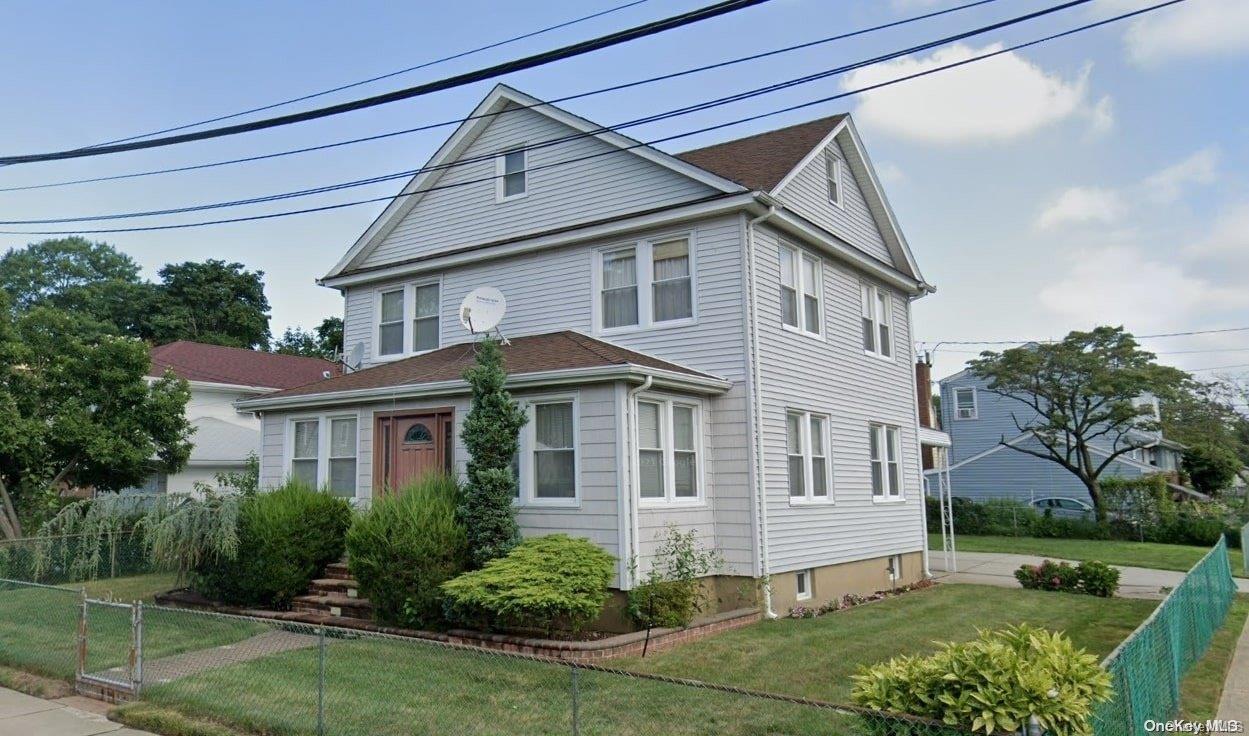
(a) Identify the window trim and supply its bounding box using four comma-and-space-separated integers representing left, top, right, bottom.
372, 277, 442, 362
953, 387, 978, 420
869, 422, 904, 502
826, 151, 844, 209
635, 393, 707, 508
515, 393, 581, 508
787, 410, 833, 505
795, 569, 813, 601
778, 243, 824, 338
860, 282, 894, 361
592, 232, 698, 335
284, 411, 361, 498
496, 146, 528, 202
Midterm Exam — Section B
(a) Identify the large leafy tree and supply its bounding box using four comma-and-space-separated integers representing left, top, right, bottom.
1161, 378, 1247, 495
0, 237, 154, 325
272, 317, 344, 360
147, 260, 271, 349
970, 327, 1186, 520
0, 300, 193, 538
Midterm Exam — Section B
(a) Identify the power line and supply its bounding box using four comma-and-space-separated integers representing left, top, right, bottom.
86, 0, 654, 148
0, 0, 1002, 194
0, 0, 1183, 236
937, 345, 1249, 356
1190, 363, 1249, 373
0, 0, 1094, 226
925, 325, 1249, 347
0, 0, 770, 166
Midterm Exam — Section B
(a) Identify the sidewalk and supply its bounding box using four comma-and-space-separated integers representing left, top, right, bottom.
930, 550, 1249, 600
1216, 610, 1249, 728
0, 687, 153, 736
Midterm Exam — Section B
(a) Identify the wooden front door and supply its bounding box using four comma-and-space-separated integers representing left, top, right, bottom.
373, 410, 453, 493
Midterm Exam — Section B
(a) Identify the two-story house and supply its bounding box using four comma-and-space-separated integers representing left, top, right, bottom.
238, 84, 935, 616
928, 367, 1192, 507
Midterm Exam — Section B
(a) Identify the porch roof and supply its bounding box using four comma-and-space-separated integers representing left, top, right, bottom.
236, 331, 730, 411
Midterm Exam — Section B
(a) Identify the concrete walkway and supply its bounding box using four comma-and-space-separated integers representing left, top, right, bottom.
89, 629, 319, 686
930, 550, 1249, 600
0, 687, 154, 736
1216, 611, 1249, 729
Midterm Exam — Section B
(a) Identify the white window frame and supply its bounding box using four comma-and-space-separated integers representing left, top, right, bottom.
869, 422, 904, 501
635, 394, 706, 507
515, 393, 580, 508
778, 243, 823, 338
860, 282, 894, 360
953, 387, 978, 420
887, 554, 902, 584
496, 146, 528, 202
826, 151, 844, 209
592, 233, 697, 335
795, 569, 813, 601
372, 277, 442, 362
284, 412, 361, 498
786, 410, 833, 505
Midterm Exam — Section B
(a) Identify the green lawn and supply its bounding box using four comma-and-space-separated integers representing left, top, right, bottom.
931, 534, 1247, 577
1181, 594, 1249, 720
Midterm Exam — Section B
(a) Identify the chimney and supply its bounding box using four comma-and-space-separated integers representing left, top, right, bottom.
915, 356, 934, 429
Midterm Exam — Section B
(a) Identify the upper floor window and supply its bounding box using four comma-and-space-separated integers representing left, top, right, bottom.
595, 237, 694, 332
779, 245, 821, 336
515, 397, 579, 504
826, 152, 843, 208
289, 415, 358, 498
860, 283, 893, 358
376, 281, 440, 358
953, 387, 977, 420
787, 410, 831, 503
498, 148, 527, 200
638, 397, 703, 505
869, 423, 902, 499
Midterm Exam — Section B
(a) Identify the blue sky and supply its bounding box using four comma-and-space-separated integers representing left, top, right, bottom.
0, 0, 1245, 382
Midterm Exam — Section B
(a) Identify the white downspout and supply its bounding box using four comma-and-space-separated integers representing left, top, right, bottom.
907, 298, 933, 580
626, 375, 653, 585
746, 206, 777, 619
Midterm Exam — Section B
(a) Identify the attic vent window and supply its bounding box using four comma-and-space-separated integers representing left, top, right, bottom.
498, 148, 527, 200
826, 151, 843, 208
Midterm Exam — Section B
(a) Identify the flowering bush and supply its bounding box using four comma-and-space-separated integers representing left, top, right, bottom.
1014, 559, 1119, 597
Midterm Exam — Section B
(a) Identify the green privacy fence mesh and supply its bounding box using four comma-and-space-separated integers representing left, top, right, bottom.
1242, 522, 1248, 576
1092, 538, 1236, 736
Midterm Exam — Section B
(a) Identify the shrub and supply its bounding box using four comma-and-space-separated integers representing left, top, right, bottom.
441, 534, 615, 635
345, 473, 467, 628
851, 624, 1112, 736
1077, 560, 1120, 597
193, 480, 351, 608
627, 525, 722, 630
1014, 559, 1120, 597
1182, 444, 1241, 496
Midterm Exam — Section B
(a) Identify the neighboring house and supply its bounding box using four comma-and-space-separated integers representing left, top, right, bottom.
237, 84, 935, 615
135, 341, 338, 495
926, 367, 1194, 506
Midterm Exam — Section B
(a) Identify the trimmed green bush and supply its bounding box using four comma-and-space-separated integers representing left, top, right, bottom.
626, 525, 721, 630
1077, 560, 1120, 597
441, 534, 615, 635
627, 579, 696, 630
193, 480, 351, 608
851, 624, 1112, 736
345, 473, 467, 628
1014, 559, 1120, 597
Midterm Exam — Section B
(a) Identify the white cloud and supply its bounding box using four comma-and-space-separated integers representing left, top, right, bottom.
1088, 96, 1115, 136
874, 161, 907, 185
1035, 187, 1127, 230
1184, 201, 1249, 265
1113, 0, 1249, 65
1143, 147, 1218, 203
842, 44, 1103, 143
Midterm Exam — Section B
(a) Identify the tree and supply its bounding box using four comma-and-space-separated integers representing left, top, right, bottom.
0, 238, 154, 324
273, 317, 344, 359
970, 327, 1186, 520
0, 300, 194, 539
1160, 377, 1246, 495
457, 338, 527, 568
147, 260, 271, 348
1181, 444, 1240, 496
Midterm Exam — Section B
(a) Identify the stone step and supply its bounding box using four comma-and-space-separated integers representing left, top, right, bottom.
309, 578, 361, 598
324, 562, 353, 580
291, 593, 373, 620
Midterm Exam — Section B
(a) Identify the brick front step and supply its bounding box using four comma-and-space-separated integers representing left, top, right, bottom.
309, 578, 361, 598
323, 562, 353, 580
291, 593, 373, 620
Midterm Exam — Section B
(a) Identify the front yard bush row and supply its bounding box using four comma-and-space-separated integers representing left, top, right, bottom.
1014, 559, 1120, 597
851, 624, 1113, 736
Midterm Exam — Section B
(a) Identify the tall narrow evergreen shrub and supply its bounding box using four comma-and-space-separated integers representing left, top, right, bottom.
458, 337, 527, 568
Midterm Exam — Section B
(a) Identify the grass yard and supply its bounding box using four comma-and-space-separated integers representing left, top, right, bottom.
931, 533, 1247, 577
1180, 594, 1249, 720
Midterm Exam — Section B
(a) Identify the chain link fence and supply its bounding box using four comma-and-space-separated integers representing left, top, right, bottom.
0, 530, 152, 585
1092, 537, 1237, 736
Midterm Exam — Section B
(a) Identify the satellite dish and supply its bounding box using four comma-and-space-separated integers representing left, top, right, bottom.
459, 287, 507, 334
344, 342, 365, 372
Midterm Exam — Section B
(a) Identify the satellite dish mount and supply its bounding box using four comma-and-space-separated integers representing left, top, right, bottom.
459, 286, 508, 344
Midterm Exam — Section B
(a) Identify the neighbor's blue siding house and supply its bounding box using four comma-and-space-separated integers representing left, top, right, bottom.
925, 367, 1189, 505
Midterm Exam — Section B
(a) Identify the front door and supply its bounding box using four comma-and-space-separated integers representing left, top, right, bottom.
374, 411, 453, 493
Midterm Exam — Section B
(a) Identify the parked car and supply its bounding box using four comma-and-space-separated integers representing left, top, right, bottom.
1030, 497, 1094, 519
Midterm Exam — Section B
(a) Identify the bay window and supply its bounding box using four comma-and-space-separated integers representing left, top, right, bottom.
860, 283, 893, 358
637, 397, 703, 504
869, 423, 902, 499
779, 244, 821, 336
516, 397, 579, 504
787, 410, 831, 502
596, 236, 694, 331
375, 281, 441, 358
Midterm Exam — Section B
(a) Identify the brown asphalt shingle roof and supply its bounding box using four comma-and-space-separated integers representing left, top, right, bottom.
675, 114, 847, 192
259, 331, 721, 400
150, 341, 339, 390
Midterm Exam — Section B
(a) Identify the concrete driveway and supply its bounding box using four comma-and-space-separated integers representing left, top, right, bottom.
930, 550, 1249, 599
0, 687, 153, 736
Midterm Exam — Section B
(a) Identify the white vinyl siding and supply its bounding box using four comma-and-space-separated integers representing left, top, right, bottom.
787, 410, 831, 503
287, 414, 359, 497
594, 235, 695, 333
778, 244, 821, 336
518, 396, 579, 504
860, 283, 892, 358
869, 423, 902, 499
954, 387, 977, 420
374, 280, 441, 359
637, 396, 704, 506
498, 147, 527, 200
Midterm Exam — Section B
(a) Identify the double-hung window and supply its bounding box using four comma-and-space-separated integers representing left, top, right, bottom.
869, 423, 902, 499
826, 152, 843, 208
498, 148, 527, 199
953, 387, 977, 420
787, 411, 832, 502
289, 415, 358, 497
376, 281, 440, 358
637, 398, 702, 504
516, 398, 578, 504
327, 417, 358, 497
596, 236, 694, 332
779, 244, 822, 336
291, 420, 319, 486
860, 283, 893, 358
